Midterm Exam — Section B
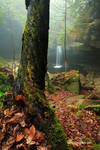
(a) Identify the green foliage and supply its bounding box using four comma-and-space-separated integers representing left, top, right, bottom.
0, 91, 4, 97
76, 110, 84, 117
85, 105, 100, 115
0, 0, 26, 26
92, 144, 100, 150
77, 104, 86, 110
84, 137, 100, 150
0, 84, 12, 92
0, 6, 4, 23
0, 71, 12, 108
0, 57, 9, 66
0, 72, 9, 80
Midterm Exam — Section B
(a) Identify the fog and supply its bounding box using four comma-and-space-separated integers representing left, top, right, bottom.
0, 0, 100, 74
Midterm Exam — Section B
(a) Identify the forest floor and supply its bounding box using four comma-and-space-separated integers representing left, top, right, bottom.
45, 89, 100, 150
45, 71, 100, 150
0, 66, 51, 150
0, 65, 100, 150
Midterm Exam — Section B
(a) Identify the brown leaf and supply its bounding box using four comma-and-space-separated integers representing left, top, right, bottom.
16, 132, 24, 142
29, 125, 36, 140
20, 120, 26, 127
35, 131, 44, 143
4, 109, 13, 117
6, 113, 24, 124
2, 136, 15, 150
6, 115, 19, 123
15, 112, 24, 117
23, 128, 30, 135
16, 143, 28, 150
15, 95, 26, 103
5, 91, 13, 97
0, 130, 4, 141
39, 146, 48, 150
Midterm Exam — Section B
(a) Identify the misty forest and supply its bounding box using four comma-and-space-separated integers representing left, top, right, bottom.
0, 0, 100, 149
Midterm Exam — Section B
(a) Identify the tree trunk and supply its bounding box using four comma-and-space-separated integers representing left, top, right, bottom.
16, 0, 68, 149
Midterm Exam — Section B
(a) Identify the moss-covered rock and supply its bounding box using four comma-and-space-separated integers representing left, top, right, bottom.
80, 73, 94, 90
52, 70, 80, 94
45, 72, 56, 94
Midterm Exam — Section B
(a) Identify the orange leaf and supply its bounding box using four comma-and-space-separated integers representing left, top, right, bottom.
29, 125, 36, 140
4, 109, 13, 117
23, 128, 30, 135
0, 131, 4, 141
16, 132, 24, 142
35, 131, 44, 142
15, 95, 26, 103
39, 146, 48, 150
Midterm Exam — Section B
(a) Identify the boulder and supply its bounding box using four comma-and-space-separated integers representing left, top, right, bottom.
93, 77, 100, 98
80, 73, 94, 90
64, 70, 80, 94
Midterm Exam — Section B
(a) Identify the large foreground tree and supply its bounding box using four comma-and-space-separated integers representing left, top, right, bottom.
16, 0, 68, 149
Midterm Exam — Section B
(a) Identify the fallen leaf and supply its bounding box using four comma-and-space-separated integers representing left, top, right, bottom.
0, 130, 4, 141
16, 132, 24, 142
35, 131, 44, 142
39, 146, 48, 150
4, 109, 13, 117
15, 95, 26, 103
30, 125, 36, 140
23, 128, 30, 135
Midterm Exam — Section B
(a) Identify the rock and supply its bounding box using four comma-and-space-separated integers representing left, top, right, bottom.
67, 95, 85, 101
80, 73, 95, 90
82, 99, 100, 105
49, 70, 80, 94
93, 77, 100, 98
64, 70, 80, 94
67, 95, 86, 105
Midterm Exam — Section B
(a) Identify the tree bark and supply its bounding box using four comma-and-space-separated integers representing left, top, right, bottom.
16, 0, 68, 149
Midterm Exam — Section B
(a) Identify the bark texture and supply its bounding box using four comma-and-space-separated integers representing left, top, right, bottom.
16, 0, 68, 149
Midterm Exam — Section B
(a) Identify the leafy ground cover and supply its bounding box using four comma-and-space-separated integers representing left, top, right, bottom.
0, 104, 51, 150
0, 66, 51, 150
0, 65, 100, 150
45, 72, 100, 150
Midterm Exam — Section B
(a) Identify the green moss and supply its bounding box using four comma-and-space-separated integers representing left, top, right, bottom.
21, 77, 68, 149
65, 81, 80, 94
76, 110, 84, 117
0, 91, 4, 97
85, 105, 100, 115
0, 71, 13, 108
0, 84, 12, 92
0, 72, 9, 80
43, 106, 68, 150
45, 73, 56, 94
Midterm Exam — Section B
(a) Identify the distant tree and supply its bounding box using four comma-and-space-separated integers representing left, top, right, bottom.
16, 0, 68, 149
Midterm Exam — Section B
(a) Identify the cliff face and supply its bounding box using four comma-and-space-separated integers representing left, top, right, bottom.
70, 0, 100, 49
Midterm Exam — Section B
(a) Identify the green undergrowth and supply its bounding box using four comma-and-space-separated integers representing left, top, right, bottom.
68, 104, 100, 116
0, 57, 9, 66
0, 71, 12, 108
85, 105, 100, 115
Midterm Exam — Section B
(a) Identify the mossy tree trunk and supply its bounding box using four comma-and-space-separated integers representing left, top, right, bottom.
16, 0, 68, 149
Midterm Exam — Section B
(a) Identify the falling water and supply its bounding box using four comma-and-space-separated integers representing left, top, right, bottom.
54, 46, 62, 68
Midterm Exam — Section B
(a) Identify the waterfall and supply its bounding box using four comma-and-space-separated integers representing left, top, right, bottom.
54, 46, 62, 68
